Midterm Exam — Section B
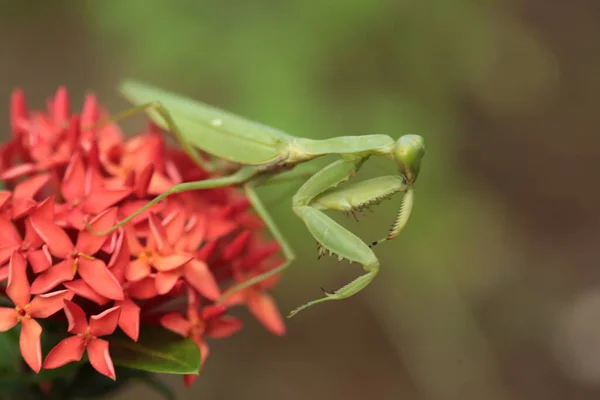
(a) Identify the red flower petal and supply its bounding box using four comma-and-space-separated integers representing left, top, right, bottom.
180, 213, 207, 251
0, 191, 11, 209
206, 316, 242, 339
239, 242, 280, 269
63, 300, 87, 335
1, 164, 36, 180
0, 308, 18, 331
163, 210, 185, 245
220, 290, 245, 307
30, 214, 74, 258
119, 200, 165, 226
12, 198, 37, 220
221, 231, 251, 261
61, 152, 86, 202
125, 259, 151, 282
0, 217, 22, 245
75, 207, 117, 255
107, 231, 129, 280
87, 338, 116, 380
134, 163, 153, 198
116, 298, 140, 341
148, 214, 169, 252
7, 252, 30, 307
247, 291, 286, 336
30, 259, 75, 295
43, 336, 85, 370
153, 254, 194, 272
52, 86, 70, 125
160, 312, 192, 337
23, 218, 44, 249
81, 94, 100, 129
78, 258, 124, 301
196, 240, 218, 261
127, 277, 159, 299
206, 218, 237, 241
196, 337, 210, 367
64, 207, 88, 231
124, 225, 144, 256
0, 245, 20, 266
155, 270, 181, 295
28, 290, 74, 319
199, 304, 226, 321
0, 265, 7, 282
20, 318, 43, 373
33, 196, 56, 220
100, 232, 117, 255
14, 173, 50, 200
83, 172, 131, 214
183, 260, 220, 300
184, 374, 198, 388
89, 306, 121, 337
10, 88, 28, 132
27, 246, 52, 274
148, 171, 174, 195
64, 279, 110, 306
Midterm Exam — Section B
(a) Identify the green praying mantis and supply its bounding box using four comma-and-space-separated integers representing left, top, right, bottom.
88, 80, 426, 317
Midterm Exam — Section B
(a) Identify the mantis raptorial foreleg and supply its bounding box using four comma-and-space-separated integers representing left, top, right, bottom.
219, 164, 411, 311
288, 158, 384, 317
312, 175, 407, 220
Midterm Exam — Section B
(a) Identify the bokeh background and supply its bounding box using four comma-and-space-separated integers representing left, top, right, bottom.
1, 1, 599, 399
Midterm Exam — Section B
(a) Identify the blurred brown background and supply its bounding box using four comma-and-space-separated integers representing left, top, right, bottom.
1, 1, 599, 399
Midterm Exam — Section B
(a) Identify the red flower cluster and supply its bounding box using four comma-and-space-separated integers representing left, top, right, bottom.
0, 88, 285, 385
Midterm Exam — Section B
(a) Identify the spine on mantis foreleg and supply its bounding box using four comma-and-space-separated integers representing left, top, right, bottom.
312, 175, 406, 221
370, 187, 414, 247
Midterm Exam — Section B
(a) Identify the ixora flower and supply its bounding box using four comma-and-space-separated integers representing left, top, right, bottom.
0, 253, 73, 373
0, 87, 286, 393
43, 301, 121, 380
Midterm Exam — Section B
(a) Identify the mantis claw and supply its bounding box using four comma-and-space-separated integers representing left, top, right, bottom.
287, 266, 379, 318
370, 187, 415, 247
320, 287, 332, 295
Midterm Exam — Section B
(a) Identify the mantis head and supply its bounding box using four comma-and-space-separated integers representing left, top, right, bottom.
394, 134, 425, 185
369, 134, 424, 248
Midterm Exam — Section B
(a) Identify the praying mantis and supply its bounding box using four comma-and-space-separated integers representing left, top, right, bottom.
89, 80, 426, 317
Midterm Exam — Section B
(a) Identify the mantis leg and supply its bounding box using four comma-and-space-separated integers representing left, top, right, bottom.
86, 102, 214, 172
258, 163, 323, 208
258, 163, 323, 187
87, 166, 259, 235
289, 158, 382, 317
218, 184, 296, 302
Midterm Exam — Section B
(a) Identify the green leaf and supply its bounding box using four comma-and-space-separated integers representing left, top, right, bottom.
110, 327, 200, 375
0, 328, 20, 371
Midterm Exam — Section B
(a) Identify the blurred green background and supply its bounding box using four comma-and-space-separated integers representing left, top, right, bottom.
1, 1, 599, 399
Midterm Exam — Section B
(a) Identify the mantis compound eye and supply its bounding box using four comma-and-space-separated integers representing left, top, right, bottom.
394, 134, 425, 184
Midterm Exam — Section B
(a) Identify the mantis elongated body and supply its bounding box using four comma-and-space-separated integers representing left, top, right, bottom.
90, 80, 425, 317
